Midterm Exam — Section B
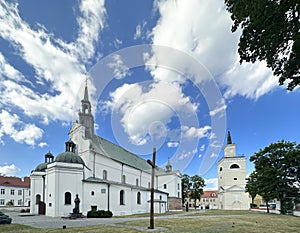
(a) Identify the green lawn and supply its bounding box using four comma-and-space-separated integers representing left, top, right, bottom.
0, 210, 299, 233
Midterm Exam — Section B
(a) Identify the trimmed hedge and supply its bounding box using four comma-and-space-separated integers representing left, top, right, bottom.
0, 211, 12, 224
87, 209, 113, 218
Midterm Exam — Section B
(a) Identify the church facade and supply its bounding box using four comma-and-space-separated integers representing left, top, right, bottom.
217, 131, 250, 210
30, 85, 182, 217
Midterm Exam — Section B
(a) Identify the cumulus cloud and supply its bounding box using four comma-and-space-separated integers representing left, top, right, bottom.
105, 81, 199, 145
204, 177, 218, 190
150, 0, 278, 99
0, 164, 21, 176
0, 110, 43, 146
0, 1, 106, 143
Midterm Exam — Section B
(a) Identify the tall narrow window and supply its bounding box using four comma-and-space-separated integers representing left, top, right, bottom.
65, 192, 71, 205
35, 194, 41, 204
136, 178, 139, 186
120, 190, 125, 205
103, 170, 107, 180
163, 184, 167, 189
137, 192, 141, 205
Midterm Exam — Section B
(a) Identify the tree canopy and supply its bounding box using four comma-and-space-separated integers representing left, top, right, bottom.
224, 0, 300, 90
249, 140, 300, 214
181, 174, 205, 207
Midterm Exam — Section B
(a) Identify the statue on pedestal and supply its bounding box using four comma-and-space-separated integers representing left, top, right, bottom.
73, 194, 80, 214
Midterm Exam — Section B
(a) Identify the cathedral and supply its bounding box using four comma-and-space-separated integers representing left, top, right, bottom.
217, 131, 250, 210
30, 84, 182, 217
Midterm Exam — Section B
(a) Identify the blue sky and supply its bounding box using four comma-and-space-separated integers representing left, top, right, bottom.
0, 0, 299, 190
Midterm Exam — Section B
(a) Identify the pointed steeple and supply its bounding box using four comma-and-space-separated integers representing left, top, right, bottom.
83, 84, 89, 102
227, 130, 232, 144
79, 81, 94, 139
166, 158, 172, 172
224, 130, 236, 157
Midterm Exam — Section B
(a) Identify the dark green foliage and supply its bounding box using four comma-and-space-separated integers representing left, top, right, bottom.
181, 174, 192, 204
0, 211, 12, 224
87, 209, 113, 218
6, 200, 13, 206
249, 140, 300, 214
181, 174, 205, 207
224, 0, 300, 90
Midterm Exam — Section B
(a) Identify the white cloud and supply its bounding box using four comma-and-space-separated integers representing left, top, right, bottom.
105, 81, 198, 145
204, 177, 218, 190
178, 148, 198, 160
181, 125, 211, 139
167, 141, 179, 148
107, 54, 132, 79
209, 99, 227, 117
150, 0, 278, 99
0, 1, 106, 144
0, 110, 43, 146
0, 52, 25, 82
75, 0, 106, 62
0, 164, 21, 176
38, 142, 48, 148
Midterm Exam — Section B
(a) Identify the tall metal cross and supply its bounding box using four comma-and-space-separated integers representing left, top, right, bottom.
147, 148, 156, 229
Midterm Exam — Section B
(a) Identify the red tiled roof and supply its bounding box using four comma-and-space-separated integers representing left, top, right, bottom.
0, 176, 30, 188
201, 190, 218, 198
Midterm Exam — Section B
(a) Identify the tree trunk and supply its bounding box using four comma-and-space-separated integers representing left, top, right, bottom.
266, 200, 269, 213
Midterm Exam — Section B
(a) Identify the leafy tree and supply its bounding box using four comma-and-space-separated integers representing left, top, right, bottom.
190, 175, 205, 208
245, 172, 258, 205
250, 140, 300, 214
181, 174, 191, 204
224, 0, 300, 90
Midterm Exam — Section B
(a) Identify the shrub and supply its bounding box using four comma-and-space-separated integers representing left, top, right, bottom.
6, 201, 13, 206
0, 211, 12, 224
25, 208, 30, 213
250, 203, 258, 208
20, 209, 26, 213
87, 209, 113, 218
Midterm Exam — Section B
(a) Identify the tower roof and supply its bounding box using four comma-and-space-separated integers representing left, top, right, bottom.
83, 84, 89, 101
227, 130, 232, 144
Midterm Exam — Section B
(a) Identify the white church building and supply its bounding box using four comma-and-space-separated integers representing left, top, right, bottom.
30, 85, 182, 217
217, 131, 251, 210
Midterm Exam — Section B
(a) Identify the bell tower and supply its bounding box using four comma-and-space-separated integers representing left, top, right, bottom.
79, 83, 94, 139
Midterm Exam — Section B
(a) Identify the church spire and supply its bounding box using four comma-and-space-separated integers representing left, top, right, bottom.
227, 130, 232, 144
79, 81, 94, 139
83, 84, 89, 102
166, 158, 172, 172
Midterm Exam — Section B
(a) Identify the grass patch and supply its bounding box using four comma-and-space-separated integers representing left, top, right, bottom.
1, 210, 299, 233
114, 211, 184, 218
119, 213, 300, 233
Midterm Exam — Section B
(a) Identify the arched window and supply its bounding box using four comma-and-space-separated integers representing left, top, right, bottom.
163, 184, 167, 189
219, 167, 223, 171
120, 190, 125, 205
230, 164, 240, 169
103, 170, 107, 180
65, 192, 71, 205
91, 191, 95, 196
137, 192, 141, 204
35, 194, 41, 204
136, 178, 139, 186
159, 195, 162, 200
